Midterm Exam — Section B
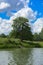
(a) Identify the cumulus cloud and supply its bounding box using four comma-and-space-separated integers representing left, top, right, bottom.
0, 6, 37, 34
11, 7, 37, 22
0, 0, 30, 12
0, 7, 38, 34
0, 0, 38, 34
32, 18, 43, 34
0, 0, 30, 17
0, 2, 10, 9
10, 0, 37, 22
0, 18, 13, 34
20, 0, 30, 7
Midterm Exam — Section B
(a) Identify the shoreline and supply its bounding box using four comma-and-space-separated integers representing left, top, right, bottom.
0, 37, 43, 48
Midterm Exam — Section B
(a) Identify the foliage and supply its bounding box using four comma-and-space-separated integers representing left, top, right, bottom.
0, 33, 7, 38
33, 28, 43, 41
9, 30, 16, 38
12, 17, 33, 41
33, 33, 41, 41
0, 38, 42, 48
39, 29, 43, 41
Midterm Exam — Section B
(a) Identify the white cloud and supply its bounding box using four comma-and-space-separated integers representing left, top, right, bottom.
17, 2, 21, 6
32, 18, 43, 34
0, 18, 13, 34
20, 0, 30, 8
0, 2, 10, 9
0, 0, 38, 34
17, 0, 30, 9
0, 6, 38, 34
0, 0, 43, 35
11, 7, 37, 22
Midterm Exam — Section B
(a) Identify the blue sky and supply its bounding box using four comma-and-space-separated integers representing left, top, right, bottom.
29, 0, 43, 18
0, 0, 43, 19
0, 0, 43, 34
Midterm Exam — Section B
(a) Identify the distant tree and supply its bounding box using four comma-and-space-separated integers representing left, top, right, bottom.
33, 33, 40, 41
33, 31, 43, 41
39, 29, 43, 41
12, 17, 33, 41
0, 33, 7, 38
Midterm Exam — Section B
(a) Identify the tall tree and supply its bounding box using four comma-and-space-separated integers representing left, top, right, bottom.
12, 17, 33, 41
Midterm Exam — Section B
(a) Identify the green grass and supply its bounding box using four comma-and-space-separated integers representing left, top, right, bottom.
0, 37, 43, 48
37, 41, 43, 47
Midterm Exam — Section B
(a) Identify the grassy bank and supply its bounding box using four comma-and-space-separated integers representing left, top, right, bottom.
0, 37, 43, 48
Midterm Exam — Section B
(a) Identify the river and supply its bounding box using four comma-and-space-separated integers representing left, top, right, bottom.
0, 48, 43, 65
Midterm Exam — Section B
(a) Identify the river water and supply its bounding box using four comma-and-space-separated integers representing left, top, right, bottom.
0, 48, 43, 65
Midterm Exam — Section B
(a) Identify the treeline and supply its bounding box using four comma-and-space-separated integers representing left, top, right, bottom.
0, 28, 43, 41
34, 29, 43, 41
0, 34, 7, 38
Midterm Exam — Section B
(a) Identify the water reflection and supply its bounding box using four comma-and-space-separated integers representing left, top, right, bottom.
12, 48, 32, 65
0, 48, 43, 65
0, 51, 16, 65
32, 48, 43, 65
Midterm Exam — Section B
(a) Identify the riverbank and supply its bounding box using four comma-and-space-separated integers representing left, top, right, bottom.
0, 37, 43, 48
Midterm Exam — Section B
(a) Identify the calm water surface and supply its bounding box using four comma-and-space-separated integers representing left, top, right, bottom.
0, 48, 43, 65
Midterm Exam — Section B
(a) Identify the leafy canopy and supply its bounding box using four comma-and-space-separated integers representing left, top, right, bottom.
12, 17, 33, 41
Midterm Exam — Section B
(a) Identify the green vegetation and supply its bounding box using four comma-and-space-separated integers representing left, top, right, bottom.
33, 29, 43, 41
0, 38, 42, 48
12, 17, 33, 41
0, 17, 43, 48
